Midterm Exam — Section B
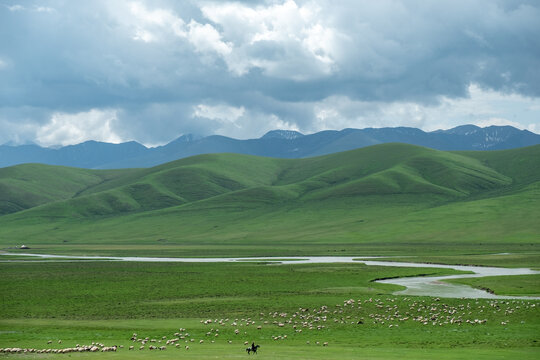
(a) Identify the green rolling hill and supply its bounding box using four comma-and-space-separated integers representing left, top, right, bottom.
0, 143, 538, 257
0, 164, 135, 215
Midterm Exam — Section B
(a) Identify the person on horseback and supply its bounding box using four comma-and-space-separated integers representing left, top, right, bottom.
245, 342, 260, 354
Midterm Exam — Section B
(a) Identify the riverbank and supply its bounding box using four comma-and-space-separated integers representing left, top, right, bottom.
2, 253, 539, 299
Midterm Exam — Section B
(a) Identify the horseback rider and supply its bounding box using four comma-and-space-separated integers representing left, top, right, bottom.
246, 342, 260, 355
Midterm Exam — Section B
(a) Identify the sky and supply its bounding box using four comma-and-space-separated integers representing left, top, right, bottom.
0, 0, 539, 147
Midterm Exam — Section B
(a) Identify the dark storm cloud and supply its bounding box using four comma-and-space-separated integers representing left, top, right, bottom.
0, 0, 539, 145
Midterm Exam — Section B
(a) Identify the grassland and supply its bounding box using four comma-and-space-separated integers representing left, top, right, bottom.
1, 261, 538, 359
0, 261, 459, 319
446, 274, 540, 297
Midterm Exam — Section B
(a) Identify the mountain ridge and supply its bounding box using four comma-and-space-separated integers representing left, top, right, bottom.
1, 125, 539, 169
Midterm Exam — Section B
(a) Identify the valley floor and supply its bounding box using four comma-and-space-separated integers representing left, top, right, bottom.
1, 257, 538, 359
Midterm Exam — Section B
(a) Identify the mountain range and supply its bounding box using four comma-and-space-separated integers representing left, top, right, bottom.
1, 125, 539, 169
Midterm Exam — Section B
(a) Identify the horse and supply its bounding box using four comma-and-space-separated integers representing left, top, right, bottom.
246, 343, 260, 355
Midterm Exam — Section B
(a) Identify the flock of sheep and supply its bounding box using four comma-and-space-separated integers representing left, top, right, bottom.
0, 297, 535, 355
129, 331, 192, 350
333, 297, 536, 328
227, 297, 536, 331
0, 343, 117, 354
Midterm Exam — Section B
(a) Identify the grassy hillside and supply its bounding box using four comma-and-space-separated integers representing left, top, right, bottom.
0, 143, 538, 257
458, 145, 540, 189
0, 164, 134, 215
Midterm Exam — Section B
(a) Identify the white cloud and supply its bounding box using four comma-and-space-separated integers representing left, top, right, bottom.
36, 109, 124, 147
129, 2, 176, 26
421, 84, 540, 132
127, 1, 185, 43
186, 21, 232, 57
117, 0, 346, 77
191, 103, 300, 139
199, 0, 345, 78
35, 6, 54, 13
304, 83, 540, 134
472, 117, 524, 129
133, 28, 155, 43
6, 5, 55, 13
7, 5, 24, 11
193, 104, 244, 123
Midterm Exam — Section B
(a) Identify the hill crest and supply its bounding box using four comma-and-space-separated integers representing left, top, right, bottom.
1, 143, 534, 218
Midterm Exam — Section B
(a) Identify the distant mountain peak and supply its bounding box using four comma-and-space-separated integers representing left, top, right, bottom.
261, 130, 304, 140
171, 134, 202, 143
436, 124, 481, 135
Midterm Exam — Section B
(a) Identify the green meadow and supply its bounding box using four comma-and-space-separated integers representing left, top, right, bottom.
1, 261, 539, 358
1, 143, 539, 358
447, 274, 540, 297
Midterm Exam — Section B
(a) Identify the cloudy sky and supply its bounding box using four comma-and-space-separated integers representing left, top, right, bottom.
1, 0, 539, 147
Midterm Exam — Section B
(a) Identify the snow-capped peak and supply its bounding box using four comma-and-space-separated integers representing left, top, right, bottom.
261, 130, 304, 140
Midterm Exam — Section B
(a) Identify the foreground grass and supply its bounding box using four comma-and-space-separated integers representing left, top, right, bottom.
1, 261, 539, 359
1, 318, 539, 359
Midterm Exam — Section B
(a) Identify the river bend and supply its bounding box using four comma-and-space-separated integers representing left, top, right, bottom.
2, 253, 538, 300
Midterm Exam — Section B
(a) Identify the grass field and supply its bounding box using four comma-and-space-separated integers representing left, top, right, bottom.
446, 274, 540, 297
1, 261, 538, 359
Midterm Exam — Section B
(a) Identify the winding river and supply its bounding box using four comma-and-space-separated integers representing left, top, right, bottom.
2, 253, 539, 300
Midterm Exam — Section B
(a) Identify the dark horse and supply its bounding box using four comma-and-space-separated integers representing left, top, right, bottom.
246, 342, 260, 355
